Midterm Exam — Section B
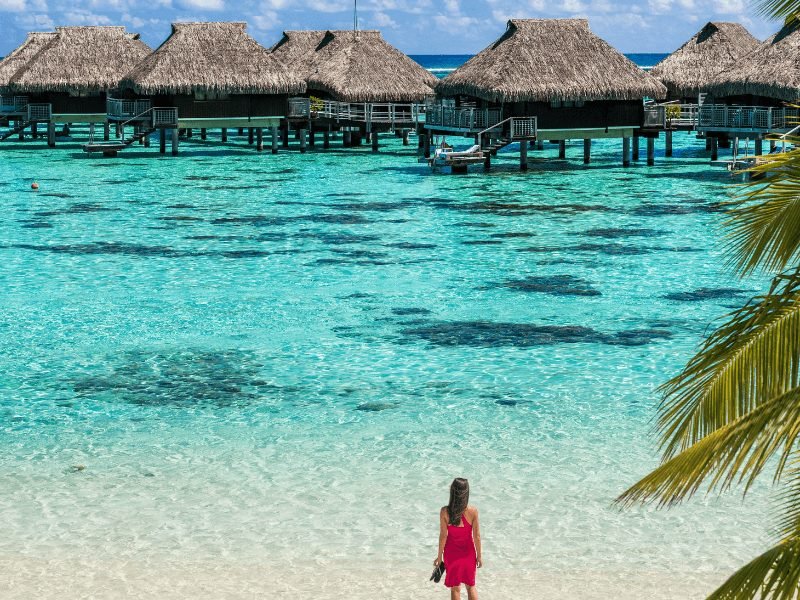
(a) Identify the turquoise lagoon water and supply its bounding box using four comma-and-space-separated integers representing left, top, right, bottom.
0, 131, 772, 598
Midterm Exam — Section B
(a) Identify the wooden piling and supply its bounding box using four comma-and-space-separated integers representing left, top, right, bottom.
536, 140, 544, 150
402, 129, 410, 146
186, 128, 193, 139
256, 127, 263, 152
31, 122, 38, 139
47, 122, 55, 147
103, 122, 110, 141
770, 139, 776, 152
282, 123, 289, 148
755, 136, 763, 156
647, 137, 655, 166
665, 130, 673, 157
371, 131, 379, 152
271, 126, 278, 154
423, 132, 431, 158
171, 128, 179, 156
17, 120, 23, 141
483, 150, 491, 171
343, 129, 352, 147
558, 140, 566, 159
238, 128, 244, 136
221, 128, 227, 143
705, 136, 712, 150
520, 140, 528, 171
143, 129, 150, 148
632, 135, 639, 161
201, 128, 207, 140
323, 129, 330, 149
711, 136, 718, 161
300, 129, 307, 153
309, 129, 316, 147
248, 128, 254, 145
583, 139, 591, 164
159, 128, 166, 154
622, 136, 630, 167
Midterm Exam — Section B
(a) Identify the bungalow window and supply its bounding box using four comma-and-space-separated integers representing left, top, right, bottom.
194, 90, 230, 101
550, 100, 586, 108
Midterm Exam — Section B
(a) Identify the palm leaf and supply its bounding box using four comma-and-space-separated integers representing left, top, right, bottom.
656, 269, 800, 458
751, 0, 800, 21
726, 143, 800, 275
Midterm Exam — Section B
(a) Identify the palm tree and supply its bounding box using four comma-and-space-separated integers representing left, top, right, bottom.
618, 2, 800, 598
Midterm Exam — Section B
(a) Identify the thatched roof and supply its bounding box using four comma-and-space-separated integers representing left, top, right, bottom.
0, 32, 56, 92
9, 26, 150, 94
304, 30, 437, 102
436, 19, 666, 102
705, 18, 800, 101
650, 22, 760, 98
122, 22, 305, 96
270, 30, 327, 79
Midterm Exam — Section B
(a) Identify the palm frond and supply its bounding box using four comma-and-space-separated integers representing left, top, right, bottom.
657, 268, 800, 457
707, 534, 800, 599
751, 0, 800, 21
726, 143, 800, 275
617, 386, 800, 508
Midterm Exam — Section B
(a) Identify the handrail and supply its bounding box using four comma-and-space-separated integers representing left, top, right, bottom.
780, 124, 800, 139
478, 116, 515, 138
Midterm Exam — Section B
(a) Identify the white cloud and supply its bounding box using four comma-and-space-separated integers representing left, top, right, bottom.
370, 10, 398, 27
0, 0, 26, 12
179, 0, 224, 10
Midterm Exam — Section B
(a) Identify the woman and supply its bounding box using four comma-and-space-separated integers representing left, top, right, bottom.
434, 478, 482, 599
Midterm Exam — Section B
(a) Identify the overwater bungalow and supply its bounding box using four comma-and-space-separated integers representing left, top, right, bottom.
116, 22, 305, 155
427, 19, 667, 168
651, 22, 759, 104
697, 18, 800, 157
4, 26, 150, 145
273, 29, 436, 150
0, 32, 55, 128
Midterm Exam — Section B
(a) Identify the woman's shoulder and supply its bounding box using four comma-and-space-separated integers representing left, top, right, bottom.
467, 505, 479, 516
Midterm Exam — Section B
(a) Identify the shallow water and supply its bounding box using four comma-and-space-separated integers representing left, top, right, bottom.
0, 130, 771, 599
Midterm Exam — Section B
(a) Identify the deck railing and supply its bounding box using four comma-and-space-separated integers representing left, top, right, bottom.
698, 104, 800, 131
27, 103, 51, 122
287, 98, 422, 126
425, 104, 503, 131
643, 105, 666, 129
151, 107, 178, 128
107, 98, 152, 120
510, 117, 538, 139
1, 96, 29, 113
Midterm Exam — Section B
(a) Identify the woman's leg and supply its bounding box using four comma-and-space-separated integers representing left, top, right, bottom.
450, 585, 461, 600
465, 584, 478, 600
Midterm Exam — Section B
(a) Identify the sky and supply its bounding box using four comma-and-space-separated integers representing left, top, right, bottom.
0, 0, 779, 57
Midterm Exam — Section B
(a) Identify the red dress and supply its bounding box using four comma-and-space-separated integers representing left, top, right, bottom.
443, 512, 477, 587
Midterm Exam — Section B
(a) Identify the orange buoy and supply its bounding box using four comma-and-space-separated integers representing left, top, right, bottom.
31, 182, 39, 190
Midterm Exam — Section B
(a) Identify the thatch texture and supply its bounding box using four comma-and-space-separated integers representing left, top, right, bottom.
650, 22, 760, 98
9, 26, 150, 94
436, 19, 666, 102
122, 22, 305, 96
705, 19, 800, 101
305, 30, 437, 102
270, 30, 327, 80
0, 32, 56, 92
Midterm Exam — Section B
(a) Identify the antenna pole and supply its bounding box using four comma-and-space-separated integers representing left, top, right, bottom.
354, 0, 358, 32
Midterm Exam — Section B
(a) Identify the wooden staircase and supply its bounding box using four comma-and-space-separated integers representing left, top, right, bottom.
83, 126, 155, 155
0, 120, 30, 141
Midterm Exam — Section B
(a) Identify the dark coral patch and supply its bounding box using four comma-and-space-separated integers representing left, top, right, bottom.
663, 288, 749, 302
500, 275, 601, 296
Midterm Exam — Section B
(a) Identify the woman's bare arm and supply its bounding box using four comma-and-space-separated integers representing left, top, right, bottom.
435, 508, 448, 566
472, 507, 483, 567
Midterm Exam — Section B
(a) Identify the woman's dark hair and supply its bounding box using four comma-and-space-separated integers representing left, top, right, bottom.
447, 478, 470, 525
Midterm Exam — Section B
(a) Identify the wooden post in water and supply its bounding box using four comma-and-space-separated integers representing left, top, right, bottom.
622, 136, 630, 167
104, 122, 110, 141
705, 136, 712, 150
665, 130, 673, 157
309, 128, 316, 148
558, 140, 566, 159
343, 129, 352, 147
711, 136, 718, 161
89, 123, 95, 141
31, 122, 38, 139
583, 139, 591, 164
632, 135, 639, 161
271, 127, 278, 154
221, 128, 227, 143
143, 130, 150, 148
186, 128, 193, 139
770, 139, 776, 153
755, 136, 763, 156
483, 150, 491, 171
159, 128, 166, 154
519, 140, 528, 171
418, 132, 425, 153
171, 128, 179, 156
17, 120, 23, 141
646, 137, 655, 166
372, 131, 379, 153
238, 128, 244, 136
47, 122, 55, 147
282, 122, 289, 148
256, 127, 263, 152
201, 128, 207, 140
402, 129, 409, 146
248, 128, 254, 145
423, 132, 431, 158
536, 140, 544, 150
299, 128, 307, 153
323, 129, 330, 149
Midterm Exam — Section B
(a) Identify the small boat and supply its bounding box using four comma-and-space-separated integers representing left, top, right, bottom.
427, 142, 485, 173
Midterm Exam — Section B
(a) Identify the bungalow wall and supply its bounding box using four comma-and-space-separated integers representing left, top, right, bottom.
151, 94, 289, 118
507, 100, 644, 129
706, 94, 786, 107
28, 92, 106, 114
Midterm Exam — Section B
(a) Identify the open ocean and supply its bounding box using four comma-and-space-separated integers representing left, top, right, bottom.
0, 54, 769, 599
